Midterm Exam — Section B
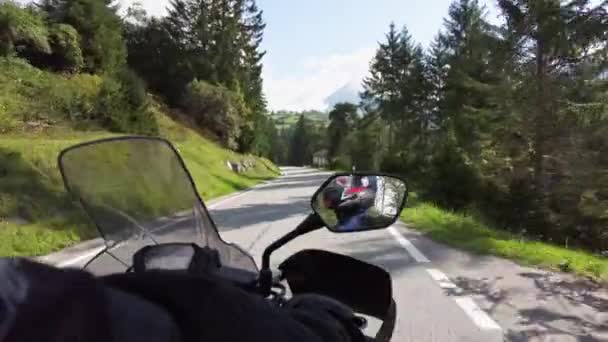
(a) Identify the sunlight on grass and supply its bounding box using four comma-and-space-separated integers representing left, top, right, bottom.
0, 106, 279, 257
401, 203, 608, 282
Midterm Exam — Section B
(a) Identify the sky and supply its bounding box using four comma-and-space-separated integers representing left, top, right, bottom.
118, 1, 500, 111
255, 1, 499, 111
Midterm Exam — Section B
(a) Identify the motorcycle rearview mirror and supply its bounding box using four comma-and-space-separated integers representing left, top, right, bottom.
311, 173, 408, 233
258, 173, 407, 296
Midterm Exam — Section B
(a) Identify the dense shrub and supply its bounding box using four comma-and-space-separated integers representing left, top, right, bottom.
0, 1, 51, 56
0, 103, 17, 132
181, 80, 245, 150
48, 24, 83, 72
41, 0, 127, 74
96, 71, 158, 135
423, 143, 481, 210
0, 58, 156, 134
41, 73, 101, 121
330, 156, 351, 171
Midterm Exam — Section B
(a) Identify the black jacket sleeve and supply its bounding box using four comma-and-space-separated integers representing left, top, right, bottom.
103, 271, 357, 342
0, 258, 179, 342
0, 259, 358, 342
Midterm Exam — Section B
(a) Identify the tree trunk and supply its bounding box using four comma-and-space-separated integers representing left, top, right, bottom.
533, 41, 550, 211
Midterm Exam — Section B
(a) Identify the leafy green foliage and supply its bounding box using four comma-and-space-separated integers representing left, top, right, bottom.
0, 0, 278, 256
288, 115, 313, 166
96, 71, 157, 135
124, 17, 189, 103
0, 105, 278, 256
247, 113, 279, 159
40, 0, 127, 73
0, 57, 156, 134
328, 0, 608, 253
43, 73, 102, 122
0, 1, 51, 55
124, 0, 268, 152
47, 23, 83, 72
327, 102, 357, 160
182, 80, 245, 150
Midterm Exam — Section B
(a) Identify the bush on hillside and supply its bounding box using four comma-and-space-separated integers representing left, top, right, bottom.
0, 2, 85, 72
48, 24, 83, 72
0, 1, 51, 56
0, 103, 17, 132
424, 142, 481, 210
41, 0, 127, 74
181, 80, 245, 150
96, 71, 158, 135
41, 73, 101, 122
0, 58, 157, 134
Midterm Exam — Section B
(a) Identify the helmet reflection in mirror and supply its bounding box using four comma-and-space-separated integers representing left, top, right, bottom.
314, 174, 407, 233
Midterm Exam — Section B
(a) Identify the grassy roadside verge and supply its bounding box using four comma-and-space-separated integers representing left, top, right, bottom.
400, 202, 608, 282
0, 108, 279, 257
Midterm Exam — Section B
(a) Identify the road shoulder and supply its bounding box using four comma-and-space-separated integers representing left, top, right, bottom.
398, 225, 608, 341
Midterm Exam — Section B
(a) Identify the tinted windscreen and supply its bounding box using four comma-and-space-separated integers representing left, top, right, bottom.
59, 137, 257, 272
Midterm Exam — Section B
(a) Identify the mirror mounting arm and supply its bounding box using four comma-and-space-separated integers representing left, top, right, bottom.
259, 213, 324, 296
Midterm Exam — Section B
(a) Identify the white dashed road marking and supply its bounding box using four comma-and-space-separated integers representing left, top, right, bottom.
453, 297, 503, 331
426, 268, 459, 290
388, 226, 503, 335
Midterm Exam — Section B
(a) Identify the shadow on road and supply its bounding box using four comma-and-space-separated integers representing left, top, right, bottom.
335, 236, 417, 275
211, 195, 311, 231
505, 307, 605, 342
447, 276, 511, 315
518, 271, 608, 313
449, 272, 608, 341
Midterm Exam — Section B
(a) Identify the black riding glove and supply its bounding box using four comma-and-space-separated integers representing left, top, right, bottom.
286, 294, 367, 342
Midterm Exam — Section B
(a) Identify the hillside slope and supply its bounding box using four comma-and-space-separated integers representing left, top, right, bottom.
0, 59, 279, 256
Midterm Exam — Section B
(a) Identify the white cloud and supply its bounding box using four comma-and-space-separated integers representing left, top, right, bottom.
263, 47, 374, 111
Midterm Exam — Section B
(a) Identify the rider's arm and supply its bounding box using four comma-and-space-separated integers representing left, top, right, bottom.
103, 271, 363, 342
0, 258, 178, 342
0, 258, 361, 342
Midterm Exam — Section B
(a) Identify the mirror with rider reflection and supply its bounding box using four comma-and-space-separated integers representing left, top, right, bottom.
312, 174, 407, 233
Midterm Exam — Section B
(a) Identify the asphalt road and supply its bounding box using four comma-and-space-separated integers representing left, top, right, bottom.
67, 167, 608, 342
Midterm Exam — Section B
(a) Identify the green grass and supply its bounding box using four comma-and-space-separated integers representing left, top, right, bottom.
401, 202, 608, 282
0, 113, 278, 256
0, 70, 279, 256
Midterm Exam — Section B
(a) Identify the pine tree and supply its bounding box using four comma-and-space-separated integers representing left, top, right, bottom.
425, 33, 450, 131
362, 23, 430, 156
237, 0, 267, 153
288, 115, 312, 166
240, 0, 265, 111
361, 22, 403, 125
327, 102, 358, 160
497, 0, 608, 233
440, 0, 498, 158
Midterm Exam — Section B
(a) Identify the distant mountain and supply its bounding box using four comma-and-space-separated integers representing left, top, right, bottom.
324, 80, 361, 108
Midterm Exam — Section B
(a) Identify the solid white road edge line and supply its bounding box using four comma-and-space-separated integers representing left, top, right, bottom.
208, 180, 275, 209
387, 226, 430, 263
388, 226, 502, 333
